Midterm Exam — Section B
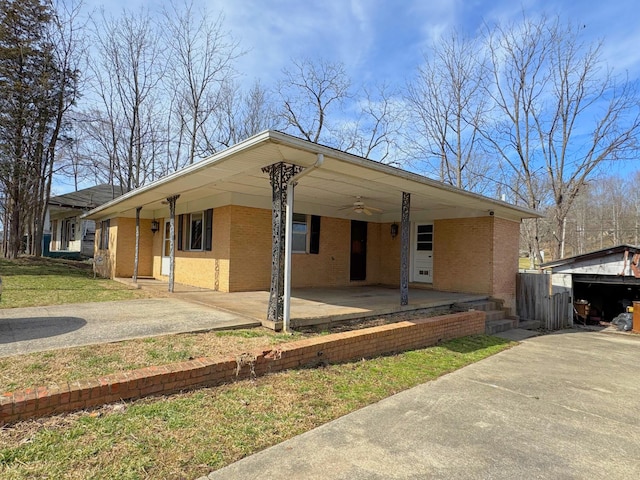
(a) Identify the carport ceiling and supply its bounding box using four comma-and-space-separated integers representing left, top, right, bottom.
86, 130, 539, 224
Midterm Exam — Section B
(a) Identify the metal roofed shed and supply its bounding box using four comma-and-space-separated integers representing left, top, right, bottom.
540, 244, 640, 326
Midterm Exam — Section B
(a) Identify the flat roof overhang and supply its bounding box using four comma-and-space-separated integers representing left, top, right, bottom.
84, 130, 540, 223
572, 274, 640, 286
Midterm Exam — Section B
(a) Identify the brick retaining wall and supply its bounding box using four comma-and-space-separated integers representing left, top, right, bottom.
0, 311, 485, 425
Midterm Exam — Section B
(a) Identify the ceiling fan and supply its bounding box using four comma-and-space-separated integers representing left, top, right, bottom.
338, 196, 383, 216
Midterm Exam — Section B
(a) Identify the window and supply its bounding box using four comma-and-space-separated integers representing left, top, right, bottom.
416, 224, 433, 251
188, 212, 203, 250
290, 214, 321, 254
99, 219, 110, 250
292, 213, 308, 253
177, 209, 212, 252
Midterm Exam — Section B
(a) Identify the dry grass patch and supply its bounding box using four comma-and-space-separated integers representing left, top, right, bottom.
0, 335, 513, 480
0, 329, 305, 392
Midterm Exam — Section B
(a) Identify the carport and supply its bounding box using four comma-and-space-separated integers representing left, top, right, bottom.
542, 245, 640, 323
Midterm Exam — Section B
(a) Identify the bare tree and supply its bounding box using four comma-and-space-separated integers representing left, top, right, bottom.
89, 7, 164, 192
277, 57, 350, 144
214, 79, 279, 149
162, 0, 240, 166
485, 15, 640, 260
32, 0, 85, 255
333, 83, 405, 164
405, 31, 492, 190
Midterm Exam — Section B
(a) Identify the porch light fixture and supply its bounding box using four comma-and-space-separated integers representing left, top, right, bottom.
390, 223, 399, 238
151, 220, 160, 234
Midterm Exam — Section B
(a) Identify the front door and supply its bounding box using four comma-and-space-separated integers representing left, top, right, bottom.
60, 218, 75, 250
413, 223, 433, 283
350, 220, 367, 281
161, 220, 171, 276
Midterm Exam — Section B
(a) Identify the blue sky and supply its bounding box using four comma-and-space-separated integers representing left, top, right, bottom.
89, 0, 640, 90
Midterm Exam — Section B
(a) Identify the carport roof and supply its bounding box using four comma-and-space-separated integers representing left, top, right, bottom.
84, 130, 541, 224
49, 184, 123, 215
541, 244, 640, 270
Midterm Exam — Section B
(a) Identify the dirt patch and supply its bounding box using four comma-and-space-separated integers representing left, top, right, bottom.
301, 306, 457, 333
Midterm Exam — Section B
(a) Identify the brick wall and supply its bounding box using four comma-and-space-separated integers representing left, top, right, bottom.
228, 206, 272, 291
433, 216, 519, 311
434, 217, 494, 294
152, 206, 233, 292
94, 219, 117, 278
113, 218, 154, 278
0, 310, 485, 425
226, 207, 401, 291
491, 217, 520, 312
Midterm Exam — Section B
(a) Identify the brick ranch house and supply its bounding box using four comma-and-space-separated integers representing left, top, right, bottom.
85, 130, 538, 330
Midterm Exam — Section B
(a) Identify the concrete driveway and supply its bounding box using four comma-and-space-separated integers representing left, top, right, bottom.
203, 330, 640, 480
0, 298, 260, 357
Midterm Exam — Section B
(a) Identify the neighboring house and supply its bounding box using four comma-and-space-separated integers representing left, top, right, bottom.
541, 244, 640, 323
85, 130, 539, 327
46, 185, 122, 258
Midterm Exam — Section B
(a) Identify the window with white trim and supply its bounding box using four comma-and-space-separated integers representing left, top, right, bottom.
292, 213, 308, 253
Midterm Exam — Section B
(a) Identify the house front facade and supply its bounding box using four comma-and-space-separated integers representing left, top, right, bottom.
86, 131, 538, 326
46, 185, 123, 258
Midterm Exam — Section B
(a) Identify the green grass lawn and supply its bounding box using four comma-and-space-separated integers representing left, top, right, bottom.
0, 257, 149, 308
0, 335, 513, 480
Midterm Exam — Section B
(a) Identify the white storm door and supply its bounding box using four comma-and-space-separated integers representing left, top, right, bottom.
161, 220, 171, 276
413, 223, 433, 283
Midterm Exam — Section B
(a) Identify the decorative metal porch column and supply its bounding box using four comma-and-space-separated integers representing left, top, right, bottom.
400, 192, 411, 306
167, 195, 180, 293
133, 206, 142, 283
262, 162, 303, 325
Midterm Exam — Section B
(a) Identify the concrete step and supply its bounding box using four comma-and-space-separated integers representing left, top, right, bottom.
485, 309, 508, 322
518, 319, 541, 331
454, 300, 501, 312
485, 318, 517, 335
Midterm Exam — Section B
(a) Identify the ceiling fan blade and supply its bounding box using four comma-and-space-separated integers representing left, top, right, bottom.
363, 208, 373, 216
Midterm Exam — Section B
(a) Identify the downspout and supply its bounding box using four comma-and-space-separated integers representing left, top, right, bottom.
283, 153, 324, 333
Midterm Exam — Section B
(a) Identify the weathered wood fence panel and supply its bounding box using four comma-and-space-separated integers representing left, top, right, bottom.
517, 273, 572, 330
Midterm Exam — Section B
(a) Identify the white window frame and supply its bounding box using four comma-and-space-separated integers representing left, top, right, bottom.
292, 213, 309, 254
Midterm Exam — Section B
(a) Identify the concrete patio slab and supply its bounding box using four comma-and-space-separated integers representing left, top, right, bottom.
127, 279, 488, 328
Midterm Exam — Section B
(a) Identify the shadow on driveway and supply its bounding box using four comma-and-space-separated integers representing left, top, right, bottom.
0, 317, 87, 344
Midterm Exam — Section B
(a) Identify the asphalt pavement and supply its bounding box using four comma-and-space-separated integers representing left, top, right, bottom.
202, 330, 640, 480
0, 298, 260, 356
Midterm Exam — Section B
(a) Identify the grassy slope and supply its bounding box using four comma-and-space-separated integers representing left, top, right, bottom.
0, 257, 148, 308
0, 335, 513, 480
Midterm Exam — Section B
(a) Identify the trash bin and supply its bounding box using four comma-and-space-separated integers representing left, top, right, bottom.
633, 302, 640, 333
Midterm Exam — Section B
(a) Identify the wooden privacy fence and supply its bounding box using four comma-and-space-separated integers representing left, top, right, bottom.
517, 273, 572, 330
